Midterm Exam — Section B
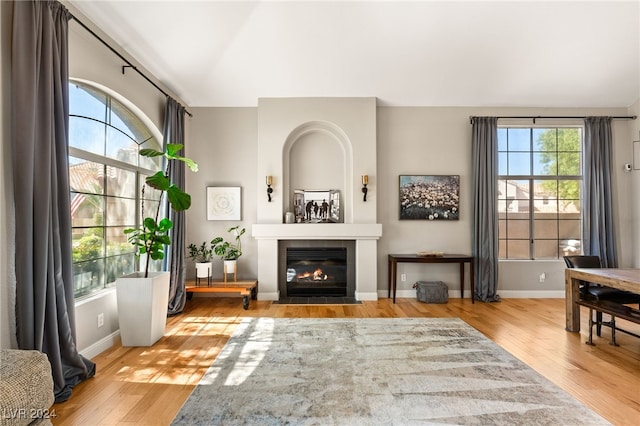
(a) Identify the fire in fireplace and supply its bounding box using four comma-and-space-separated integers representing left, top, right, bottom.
286, 247, 347, 297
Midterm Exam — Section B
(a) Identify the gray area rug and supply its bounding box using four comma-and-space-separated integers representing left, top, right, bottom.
172, 318, 609, 425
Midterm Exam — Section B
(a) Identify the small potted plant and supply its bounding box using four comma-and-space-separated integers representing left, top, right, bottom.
212, 226, 246, 278
187, 241, 214, 279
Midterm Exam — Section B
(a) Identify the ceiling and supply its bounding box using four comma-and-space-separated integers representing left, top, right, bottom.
68, 1, 640, 108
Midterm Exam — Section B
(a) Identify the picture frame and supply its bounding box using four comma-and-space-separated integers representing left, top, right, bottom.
399, 175, 459, 220
293, 189, 341, 223
207, 186, 241, 221
634, 140, 640, 170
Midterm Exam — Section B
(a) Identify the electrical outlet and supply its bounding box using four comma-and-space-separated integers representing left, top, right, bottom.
97, 313, 104, 328
401, 273, 407, 282
539, 273, 546, 283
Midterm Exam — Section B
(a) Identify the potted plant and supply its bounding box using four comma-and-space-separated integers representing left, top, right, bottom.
116, 143, 198, 347
212, 226, 246, 278
187, 241, 214, 279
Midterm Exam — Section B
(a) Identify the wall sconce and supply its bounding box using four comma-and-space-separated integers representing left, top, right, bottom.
266, 176, 273, 202
362, 175, 368, 202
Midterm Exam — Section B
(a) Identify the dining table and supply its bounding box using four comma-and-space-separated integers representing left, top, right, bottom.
565, 267, 640, 332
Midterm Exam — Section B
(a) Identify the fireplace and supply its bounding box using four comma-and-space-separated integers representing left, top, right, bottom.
286, 247, 347, 296
279, 240, 356, 299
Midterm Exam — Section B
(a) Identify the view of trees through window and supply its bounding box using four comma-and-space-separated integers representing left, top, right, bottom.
498, 127, 582, 260
69, 82, 163, 298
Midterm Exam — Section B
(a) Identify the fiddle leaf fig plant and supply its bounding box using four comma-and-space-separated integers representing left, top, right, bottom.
124, 143, 198, 277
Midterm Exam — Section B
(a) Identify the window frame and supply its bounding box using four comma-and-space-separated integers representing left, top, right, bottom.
497, 124, 583, 260
69, 80, 163, 299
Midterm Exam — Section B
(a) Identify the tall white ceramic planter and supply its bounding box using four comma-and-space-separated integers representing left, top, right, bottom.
116, 271, 170, 347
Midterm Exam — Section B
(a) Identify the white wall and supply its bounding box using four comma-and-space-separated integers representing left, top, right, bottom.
2, 1, 637, 354
630, 99, 640, 267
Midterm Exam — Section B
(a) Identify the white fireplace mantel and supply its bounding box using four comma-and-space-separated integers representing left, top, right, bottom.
251, 223, 382, 302
252, 223, 382, 240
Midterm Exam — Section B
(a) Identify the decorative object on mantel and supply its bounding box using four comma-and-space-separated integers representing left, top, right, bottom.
212, 226, 246, 282
284, 211, 295, 223
294, 189, 341, 223
266, 175, 273, 202
361, 174, 368, 201
399, 175, 460, 220
207, 186, 241, 220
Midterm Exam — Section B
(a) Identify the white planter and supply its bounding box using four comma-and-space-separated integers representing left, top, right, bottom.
223, 260, 237, 274
195, 262, 213, 278
116, 271, 170, 347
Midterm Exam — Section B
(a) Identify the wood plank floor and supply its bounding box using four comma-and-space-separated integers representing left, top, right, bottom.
52, 298, 640, 425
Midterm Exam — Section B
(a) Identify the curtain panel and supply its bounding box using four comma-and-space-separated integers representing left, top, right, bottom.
583, 117, 618, 267
471, 117, 501, 302
164, 98, 188, 315
11, 0, 95, 402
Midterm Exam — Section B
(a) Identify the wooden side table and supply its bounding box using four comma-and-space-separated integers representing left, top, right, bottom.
185, 279, 258, 310
388, 254, 474, 303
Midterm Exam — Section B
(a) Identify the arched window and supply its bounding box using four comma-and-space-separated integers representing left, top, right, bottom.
69, 81, 163, 298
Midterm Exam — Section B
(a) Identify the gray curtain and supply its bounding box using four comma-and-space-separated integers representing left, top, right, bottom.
583, 117, 618, 267
11, 0, 95, 402
164, 98, 188, 315
471, 117, 501, 302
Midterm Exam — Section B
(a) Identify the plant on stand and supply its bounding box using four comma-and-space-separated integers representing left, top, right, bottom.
187, 241, 214, 280
117, 143, 198, 347
212, 226, 246, 281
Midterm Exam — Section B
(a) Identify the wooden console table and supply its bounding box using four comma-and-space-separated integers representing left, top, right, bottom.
185, 279, 258, 310
388, 254, 475, 304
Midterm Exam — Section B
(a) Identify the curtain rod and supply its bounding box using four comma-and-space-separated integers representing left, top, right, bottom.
69, 14, 192, 117
470, 115, 636, 124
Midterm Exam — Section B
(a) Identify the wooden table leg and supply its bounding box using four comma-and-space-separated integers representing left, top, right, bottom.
391, 259, 397, 304
470, 260, 475, 303
459, 262, 465, 300
565, 270, 580, 332
387, 256, 392, 298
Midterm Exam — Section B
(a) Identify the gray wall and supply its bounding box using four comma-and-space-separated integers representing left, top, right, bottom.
188, 106, 636, 299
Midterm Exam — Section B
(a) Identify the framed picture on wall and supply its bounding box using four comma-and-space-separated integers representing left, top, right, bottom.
207, 186, 241, 221
399, 175, 459, 220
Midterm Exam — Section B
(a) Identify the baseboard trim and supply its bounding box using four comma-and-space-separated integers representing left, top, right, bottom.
378, 289, 565, 299
79, 330, 120, 359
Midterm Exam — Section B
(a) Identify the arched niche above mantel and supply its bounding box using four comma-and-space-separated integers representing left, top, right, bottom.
283, 121, 353, 223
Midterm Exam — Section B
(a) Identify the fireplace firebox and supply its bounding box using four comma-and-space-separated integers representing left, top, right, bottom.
279, 240, 355, 299
286, 248, 347, 297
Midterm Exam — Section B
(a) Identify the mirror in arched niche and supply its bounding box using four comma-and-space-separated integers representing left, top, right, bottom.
283, 122, 353, 223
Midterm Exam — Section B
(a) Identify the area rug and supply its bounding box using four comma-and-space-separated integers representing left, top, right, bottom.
172, 318, 609, 425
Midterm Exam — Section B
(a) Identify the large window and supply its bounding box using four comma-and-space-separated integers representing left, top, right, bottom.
497, 127, 582, 260
69, 81, 162, 298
